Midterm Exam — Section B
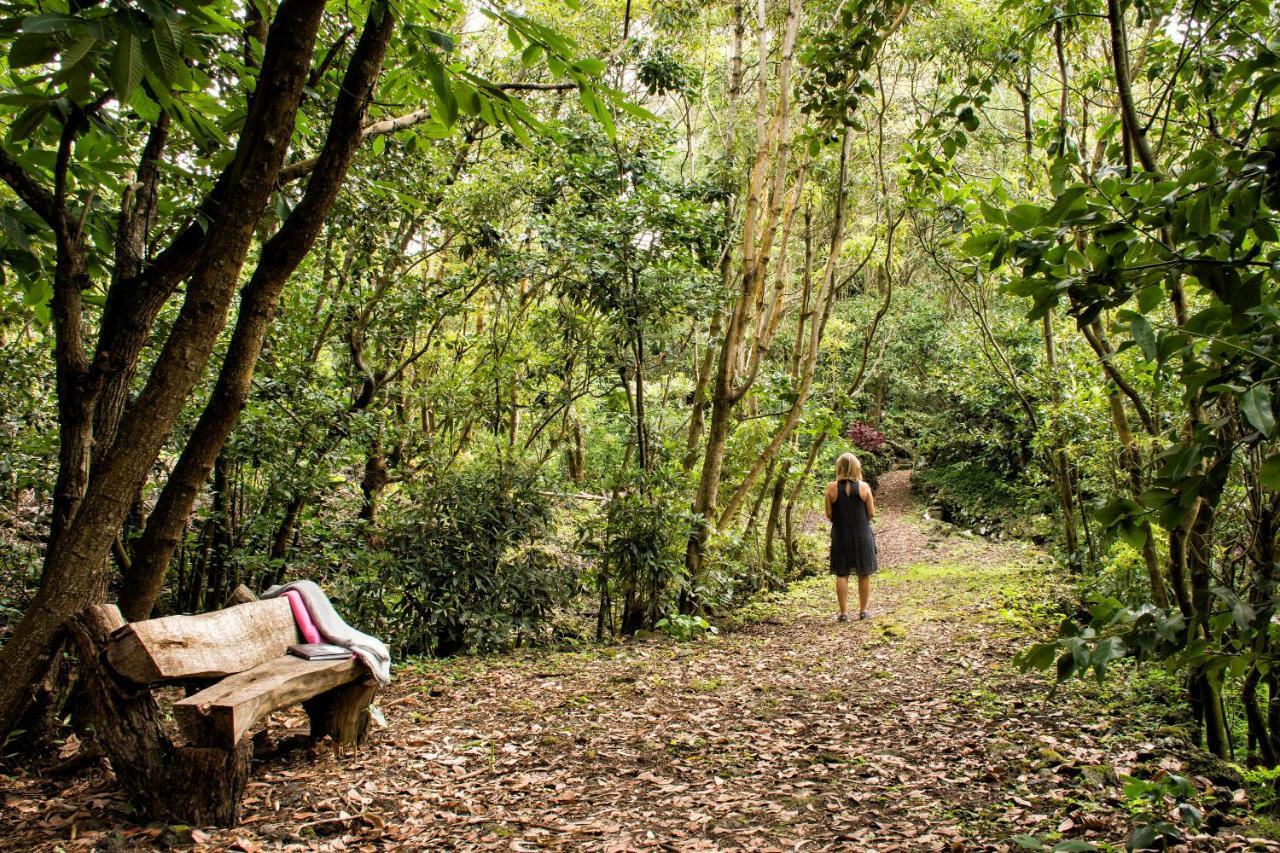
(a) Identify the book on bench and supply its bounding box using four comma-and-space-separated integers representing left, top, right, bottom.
287, 643, 354, 661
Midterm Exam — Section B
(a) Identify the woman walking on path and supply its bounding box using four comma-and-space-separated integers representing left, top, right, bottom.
825, 452, 878, 621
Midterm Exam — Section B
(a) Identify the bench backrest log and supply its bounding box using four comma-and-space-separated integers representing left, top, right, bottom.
106, 598, 300, 684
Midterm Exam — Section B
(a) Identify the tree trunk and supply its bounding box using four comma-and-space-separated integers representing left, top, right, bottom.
717, 129, 850, 528
1244, 485, 1280, 764
360, 448, 390, 526
568, 410, 586, 482
763, 471, 786, 567
783, 434, 826, 577
202, 451, 233, 612
0, 0, 327, 742
1041, 311, 1080, 561
633, 323, 649, 473
1106, 0, 1158, 173
744, 459, 777, 534
1106, 388, 1169, 608
683, 312, 722, 472
118, 4, 396, 621
684, 0, 803, 603
1187, 453, 1233, 757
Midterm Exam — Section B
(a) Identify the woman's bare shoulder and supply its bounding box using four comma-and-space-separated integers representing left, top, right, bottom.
824, 481, 838, 497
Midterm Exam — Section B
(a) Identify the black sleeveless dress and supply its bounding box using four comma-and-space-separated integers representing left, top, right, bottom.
830, 479, 878, 578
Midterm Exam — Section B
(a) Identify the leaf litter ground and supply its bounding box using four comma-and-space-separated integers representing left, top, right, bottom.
2, 471, 1278, 851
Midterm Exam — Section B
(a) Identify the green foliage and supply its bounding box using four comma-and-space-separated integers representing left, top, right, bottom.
1091, 540, 1152, 607
845, 286, 1049, 536
583, 473, 694, 636
908, 0, 1280, 544
0, 0, 1275, 800
897, 0, 1280, 772
912, 461, 1038, 532
797, 0, 908, 137
0, 0, 631, 317
1123, 774, 1201, 850
653, 613, 717, 641
1241, 765, 1280, 814
340, 462, 575, 657
635, 41, 699, 98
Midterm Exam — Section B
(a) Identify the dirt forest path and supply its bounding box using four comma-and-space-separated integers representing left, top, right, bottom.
2, 472, 1273, 851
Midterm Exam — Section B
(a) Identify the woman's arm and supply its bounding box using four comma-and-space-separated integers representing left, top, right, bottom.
861, 482, 876, 520
824, 483, 835, 521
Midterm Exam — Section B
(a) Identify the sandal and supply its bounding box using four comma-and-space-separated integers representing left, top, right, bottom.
835, 613, 850, 623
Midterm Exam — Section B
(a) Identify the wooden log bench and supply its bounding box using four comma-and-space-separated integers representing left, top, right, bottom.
70, 586, 378, 826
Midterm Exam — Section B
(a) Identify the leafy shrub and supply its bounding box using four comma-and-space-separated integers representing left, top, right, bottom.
582, 476, 693, 636
697, 525, 751, 611
340, 462, 576, 657
846, 421, 885, 453
637, 42, 698, 96
1242, 765, 1280, 814
654, 613, 717, 641
912, 461, 1044, 533
858, 448, 895, 490
1092, 540, 1150, 607
1123, 774, 1202, 850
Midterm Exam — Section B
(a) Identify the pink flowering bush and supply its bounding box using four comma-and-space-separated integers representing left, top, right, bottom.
846, 421, 886, 453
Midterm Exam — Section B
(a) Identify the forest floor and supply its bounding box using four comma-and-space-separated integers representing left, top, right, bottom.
3, 472, 1280, 851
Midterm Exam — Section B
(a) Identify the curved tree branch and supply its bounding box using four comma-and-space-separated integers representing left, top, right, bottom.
0, 146, 59, 227
1081, 318, 1157, 436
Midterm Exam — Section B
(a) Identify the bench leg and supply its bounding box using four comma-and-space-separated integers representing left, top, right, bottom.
303, 678, 377, 749
170, 742, 252, 826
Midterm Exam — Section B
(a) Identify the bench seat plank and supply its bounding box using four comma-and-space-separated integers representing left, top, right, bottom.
107, 598, 298, 684
173, 655, 362, 747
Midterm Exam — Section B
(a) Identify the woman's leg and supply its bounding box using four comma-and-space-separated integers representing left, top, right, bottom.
835, 575, 849, 615
857, 575, 871, 613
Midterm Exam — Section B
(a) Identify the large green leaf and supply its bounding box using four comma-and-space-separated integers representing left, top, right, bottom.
422, 52, 456, 127
577, 83, 615, 140
112, 32, 144, 103
1040, 186, 1087, 226
10, 103, 50, 141
1006, 203, 1045, 230
520, 43, 544, 67
9, 32, 58, 68
1241, 385, 1275, 437
58, 34, 97, 71
1089, 636, 1126, 679
960, 230, 1000, 257
20, 14, 78, 33
1128, 315, 1156, 361
1015, 642, 1057, 672
1211, 585, 1256, 631
148, 18, 183, 85
1261, 454, 1280, 491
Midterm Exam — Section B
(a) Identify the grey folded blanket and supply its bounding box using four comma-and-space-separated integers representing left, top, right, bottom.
261, 580, 392, 685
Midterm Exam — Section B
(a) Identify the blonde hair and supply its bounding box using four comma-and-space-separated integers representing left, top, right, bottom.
835, 452, 862, 482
